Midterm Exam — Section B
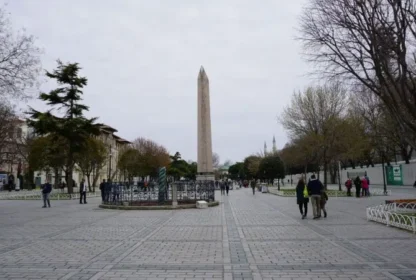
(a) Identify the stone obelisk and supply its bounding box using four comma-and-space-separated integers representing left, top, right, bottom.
197, 66, 215, 181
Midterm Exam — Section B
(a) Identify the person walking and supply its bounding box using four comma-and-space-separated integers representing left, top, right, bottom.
296, 178, 309, 219
42, 179, 52, 208
361, 176, 369, 197
345, 178, 352, 197
354, 176, 361, 198
99, 179, 106, 203
79, 179, 87, 204
320, 190, 328, 218
225, 181, 230, 196
112, 183, 120, 203
307, 174, 323, 219
104, 180, 112, 203
365, 174, 370, 196
251, 179, 256, 195
220, 181, 225, 195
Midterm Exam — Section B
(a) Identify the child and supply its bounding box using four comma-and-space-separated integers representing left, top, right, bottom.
320, 190, 328, 218
345, 178, 352, 196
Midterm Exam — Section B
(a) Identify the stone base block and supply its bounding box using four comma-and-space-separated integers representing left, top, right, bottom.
196, 200, 208, 209
196, 174, 215, 181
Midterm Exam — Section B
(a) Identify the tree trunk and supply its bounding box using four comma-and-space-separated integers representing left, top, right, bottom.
67, 151, 74, 194
53, 168, 59, 189
329, 163, 336, 184
304, 163, 308, 180
86, 172, 92, 192
323, 159, 328, 190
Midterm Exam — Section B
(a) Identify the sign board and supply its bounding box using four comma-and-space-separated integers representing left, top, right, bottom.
386, 165, 403, 185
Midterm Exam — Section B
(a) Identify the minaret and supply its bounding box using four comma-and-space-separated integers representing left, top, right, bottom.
272, 135, 277, 153
196, 66, 214, 181
264, 141, 268, 156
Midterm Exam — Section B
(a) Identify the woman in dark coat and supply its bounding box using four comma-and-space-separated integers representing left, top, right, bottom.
354, 176, 361, 198
296, 178, 309, 219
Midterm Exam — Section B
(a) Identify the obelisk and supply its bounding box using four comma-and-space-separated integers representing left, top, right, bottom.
197, 66, 215, 181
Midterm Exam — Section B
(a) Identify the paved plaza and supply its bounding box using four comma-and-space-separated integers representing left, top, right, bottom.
0, 189, 415, 280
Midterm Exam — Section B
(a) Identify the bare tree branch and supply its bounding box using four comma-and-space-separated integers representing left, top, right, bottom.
298, 0, 416, 148
0, 5, 41, 101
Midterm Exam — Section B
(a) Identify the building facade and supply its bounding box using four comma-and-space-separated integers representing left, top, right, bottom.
0, 119, 32, 186
33, 123, 131, 189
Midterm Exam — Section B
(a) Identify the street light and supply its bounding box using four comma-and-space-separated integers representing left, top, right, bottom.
108, 145, 113, 181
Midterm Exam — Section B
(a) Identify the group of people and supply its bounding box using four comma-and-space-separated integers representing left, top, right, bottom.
99, 179, 125, 203
217, 180, 230, 196
40, 178, 89, 208
295, 175, 328, 219
345, 175, 370, 197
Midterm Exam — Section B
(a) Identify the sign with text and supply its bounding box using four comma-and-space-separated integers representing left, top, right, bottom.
386, 165, 403, 185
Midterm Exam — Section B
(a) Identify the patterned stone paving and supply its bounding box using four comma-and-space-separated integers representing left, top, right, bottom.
0, 189, 415, 279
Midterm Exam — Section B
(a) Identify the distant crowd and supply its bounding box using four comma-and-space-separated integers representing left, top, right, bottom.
345, 175, 371, 197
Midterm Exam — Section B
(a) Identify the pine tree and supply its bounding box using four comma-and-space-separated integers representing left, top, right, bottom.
27, 61, 99, 194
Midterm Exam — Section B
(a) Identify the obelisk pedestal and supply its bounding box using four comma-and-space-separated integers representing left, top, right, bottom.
196, 66, 215, 181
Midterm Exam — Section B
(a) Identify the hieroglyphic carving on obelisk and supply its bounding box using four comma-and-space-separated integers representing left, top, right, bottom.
197, 66, 214, 181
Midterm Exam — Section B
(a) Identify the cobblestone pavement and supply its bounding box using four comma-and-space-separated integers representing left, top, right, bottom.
0, 189, 415, 280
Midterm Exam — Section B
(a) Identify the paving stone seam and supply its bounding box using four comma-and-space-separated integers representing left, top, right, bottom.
224, 196, 255, 279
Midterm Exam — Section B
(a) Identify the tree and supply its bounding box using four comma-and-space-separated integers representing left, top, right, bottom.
280, 134, 321, 176
167, 153, 197, 181
27, 61, 100, 193
243, 155, 262, 179
28, 135, 67, 188
349, 89, 400, 165
298, 0, 416, 149
258, 153, 285, 187
75, 137, 107, 192
118, 147, 141, 181
118, 137, 170, 180
168, 152, 190, 181
280, 83, 348, 187
132, 137, 170, 178
228, 162, 245, 180
212, 152, 220, 169
0, 6, 41, 101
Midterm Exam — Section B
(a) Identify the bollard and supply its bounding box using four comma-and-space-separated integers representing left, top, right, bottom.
172, 183, 178, 208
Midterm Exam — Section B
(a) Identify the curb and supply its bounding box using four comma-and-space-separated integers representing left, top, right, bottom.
98, 201, 220, 210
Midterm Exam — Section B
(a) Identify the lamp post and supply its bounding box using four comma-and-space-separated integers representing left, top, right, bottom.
338, 161, 342, 191
108, 146, 113, 181
381, 151, 387, 195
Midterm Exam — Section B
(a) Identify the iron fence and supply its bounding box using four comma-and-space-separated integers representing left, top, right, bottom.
102, 180, 215, 206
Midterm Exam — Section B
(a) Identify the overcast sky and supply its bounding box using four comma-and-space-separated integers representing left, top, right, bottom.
6, 0, 312, 163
